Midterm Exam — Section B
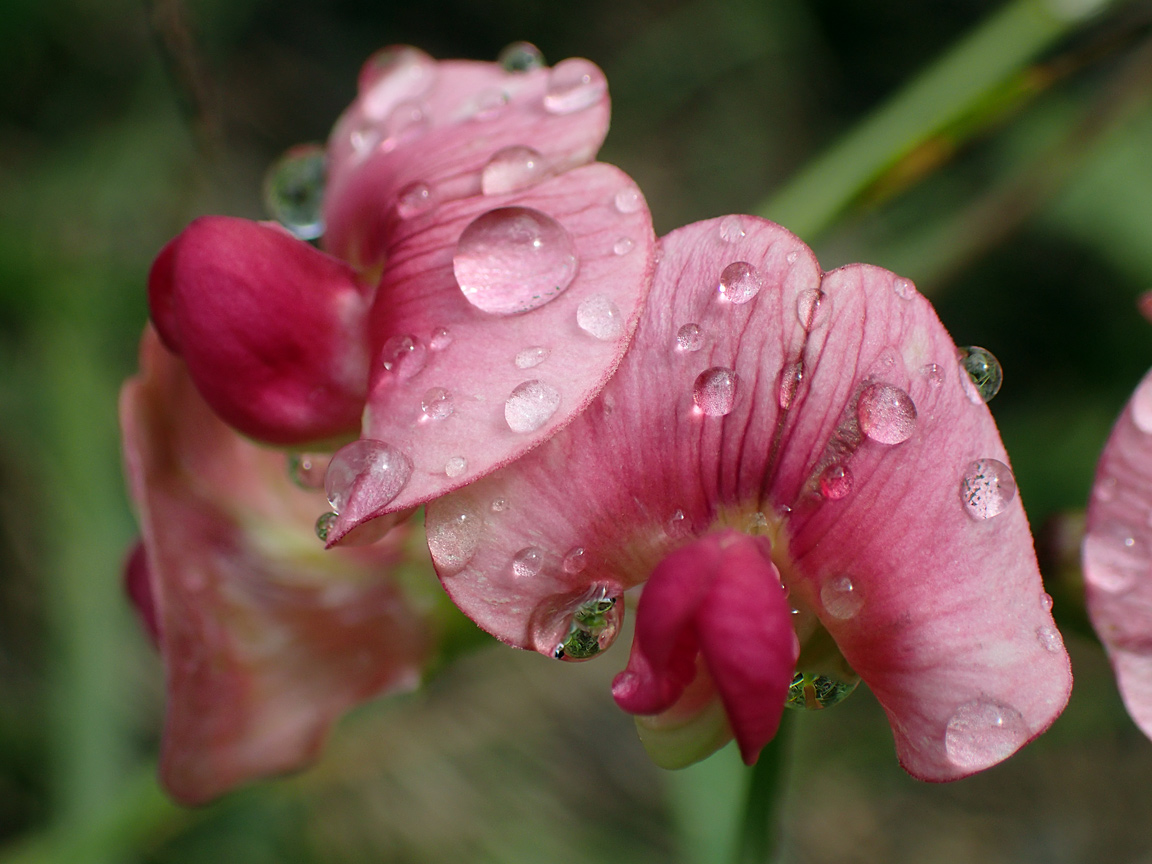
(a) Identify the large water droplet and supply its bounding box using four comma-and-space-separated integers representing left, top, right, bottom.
562, 546, 587, 574
676, 323, 703, 352
427, 502, 483, 576
263, 145, 326, 240
819, 463, 853, 500
719, 216, 745, 242
554, 589, 622, 660
445, 456, 467, 477
796, 289, 828, 331
505, 380, 561, 432
380, 334, 427, 379
315, 511, 338, 542
958, 346, 1003, 404
576, 294, 624, 341
786, 671, 859, 710
613, 185, 643, 214
512, 547, 544, 578
288, 452, 329, 489
778, 361, 803, 410
324, 439, 412, 514
944, 700, 1029, 770
961, 459, 1016, 520
820, 575, 863, 619
515, 346, 550, 369
499, 41, 545, 73
717, 261, 763, 305
396, 181, 437, 219
543, 58, 607, 114
421, 387, 454, 420
693, 368, 738, 416
1082, 522, 1143, 593
857, 383, 916, 445
454, 207, 579, 315
481, 146, 548, 194
1131, 377, 1152, 433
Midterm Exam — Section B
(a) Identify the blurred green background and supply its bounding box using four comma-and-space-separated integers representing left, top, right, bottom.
3, 0, 1152, 861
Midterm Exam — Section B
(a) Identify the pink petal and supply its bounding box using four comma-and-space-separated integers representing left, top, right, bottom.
124, 542, 161, 647
148, 217, 371, 446
121, 328, 431, 804
427, 215, 1070, 779
1084, 368, 1152, 739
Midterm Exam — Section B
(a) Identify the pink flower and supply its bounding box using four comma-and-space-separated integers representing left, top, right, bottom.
425, 215, 1072, 779
1084, 368, 1152, 739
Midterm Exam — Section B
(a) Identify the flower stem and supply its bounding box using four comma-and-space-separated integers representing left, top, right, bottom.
733, 711, 794, 864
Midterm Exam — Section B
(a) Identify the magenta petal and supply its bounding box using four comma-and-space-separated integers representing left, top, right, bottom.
149, 216, 371, 446
121, 328, 431, 804
1085, 368, 1152, 739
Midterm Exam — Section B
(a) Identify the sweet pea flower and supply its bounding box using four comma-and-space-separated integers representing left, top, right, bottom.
425, 215, 1072, 779
121, 328, 436, 805
147, 45, 655, 545
1084, 367, 1152, 739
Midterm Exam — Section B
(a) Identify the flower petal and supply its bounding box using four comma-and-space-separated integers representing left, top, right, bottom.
121, 327, 432, 804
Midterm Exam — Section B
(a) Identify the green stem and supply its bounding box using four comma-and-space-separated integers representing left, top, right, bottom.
733, 712, 794, 864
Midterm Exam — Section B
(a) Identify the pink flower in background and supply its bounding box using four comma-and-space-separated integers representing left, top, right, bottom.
426, 215, 1072, 778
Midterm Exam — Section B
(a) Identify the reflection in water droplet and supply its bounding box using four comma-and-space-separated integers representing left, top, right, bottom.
563, 547, 587, 574
613, 236, 634, 256
543, 58, 607, 114
857, 383, 916, 445
481, 146, 548, 194
1132, 377, 1152, 433
554, 589, 622, 660
614, 186, 643, 214
263, 145, 326, 240
693, 368, 738, 416
676, 323, 703, 352
454, 207, 579, 315
820, 575, 863, 619
958, 346, 1003, 404
499, 41, 545, 72
420, 387, 453, 420
515, 346, 550, 369
429, 326, 452, 350
288, 453, 329, 489
945, 700, 1029, 770
445, 456, 467, 477
1037, 625, 1063, 653
718, 261, 763, 305
1083, 522, 1143, 592
778, 362, 803, 410
315, 511, 338, 542
427, 501, 483, 576
961, 459, 1016, 520
893, 277, 916, 299
512, 547, 544, 578
396, 181, 437, 219
381, 334, 427, 379
786, 671, 860, 710
719, 216, 745, 242
505, 380, 561, 432
796, 289, 828, 331
325, 439, 412, 514
819, 464, 853, 500
577, 294, 624, 341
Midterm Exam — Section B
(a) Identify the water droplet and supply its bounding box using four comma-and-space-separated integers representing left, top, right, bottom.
693, 368, 738, 416
543, 58, 607, 114
796, 289, 828, 331
961, 459, 1016, 520
468, 88, 508, 121
922, 363, 944, 386
288, 452, 328, 489
454, 207, 579, 315
359, 46, 436, 118
324, 439, 412, 514
717, 261, 763, 305
744, 512, 769, 535
445, 456, 467, 478
893, 277, 916, 300
380, 100, 429, 151
819, 463, 853, 500
719, 216, 745, 242
857, 383, 916, 445
554, 589, 621, 660
349, 120, 381, 155
427, 502, 483, 576
669, 509, 687, 533
958, 346, 1003, 404
420, 387, 454, 420
263, 144, 326, 240
613, 236, 634, 256
785, 671, 859, 710
514, 346, 550, 369
1037, 624, 1063, 653
820, 575, 863, 619
944, 700, 1028, 770
1041, 592, 1054, 612
1132, 377, 1152, 433
577, 294, 624, 341
505, 380, 561, 432
1082, 522, 1144, 592
512, 547, 544, 578
785, 250, 799, 264
315, 511, 338, 542
562, 547, 587, 574
396, 181, 437, 219
499, 41, 545, 73
614, 185, 643, 214
676, 323, 703, 352
429, 326, 453, 350
490, 498, 508, 512
380, 334, 427, 379
778, 362, 803, 409
481, 145, 548, 194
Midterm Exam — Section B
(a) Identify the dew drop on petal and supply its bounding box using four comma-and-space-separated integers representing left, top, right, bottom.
263, 144, 326, 240
922, 363, 944, 387
785, 671, 859, 710
676, 323, 703, 352
381, 100, 429, 151
349, 121, 381, 155
499, 41, 545, 73
562, 546, 587, 574
324, 439, 413, 514
468, 88, 508, 121
944, 700, 1029, 770
857, 383, 916, 445
314, 511, 338, 543
1131, 377, 1152, 433
719, 216, 745, 242
693, 368, 738, 416
543, 58, 607, 114
1037, 624, 1063, 653
613, 185, 644, 214
796, 289, 828, 331
820, 575, 864, 620
778, 362, 803, 410
512, 547, 544, 578
505, 380, 561, 432
381, 334, 427, 379
1041, 592, 1054, 612
359, 46, 436, 118
490, 498, 508, 513
668, 509, 687, 534
717, 261, 763, 305
515, 346, 550, 369
445, 456, 467, 477
613, 236, 634, 256
577, 294, 624, 341
819, 463, 853, 500
288, 452, 329, 489
429, 326, 453, 350
427, 501, 483, 576
961, 459, 1016, 520
481, 146, 548, 194
396, 181, 437, 219
421, 387, 454, 420
744, 512, 769, 535
958, 346, 1003, 404
785, 250, 799, 264
1082, 522, 1143, 593
454, 207, 579, 315
554, 589, 622, 660
893, 277, 916, 300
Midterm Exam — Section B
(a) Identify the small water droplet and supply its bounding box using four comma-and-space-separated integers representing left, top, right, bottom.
315, 511, 338, 542
454, 207, 579, 315
1041, 592, 1054, 612
445, 456, 467, 477
288, 452, 329, 489
693, 368, 738, 416
577, 294, 624, 341
796, 289, 828, 331
945, 700, 1028, 770
922, 363, 944, 386
820, 575, 863, 619
420, 387, 453, 420
613, 186, 643, 214
1131, 377, 1152, 433
719, 216, 745, 242
562, 547, 587, 574
785, 671, 859, 710
1083, 522, 1143, 592
380, 100, 429, 151
819, 463, 853, 500
1037, 624, 1063, 653
893, 277, 916, 300
676, 323, 703, 352
381, 334, 427, 379
744, 512, 769, 535
958, 346, 1003, 404
554, 589, 621, 660
499, 41, 545, 73
396, 181, 437, 218
514, 346, 550, 369
512, 547, 544, 578
490, 498, 508, 512
778, 362, 803, 410
429, 326, 452, 350
857, 383, 916, 445
349, 120, 381, 155
324, 439, 412, 514
358, 46, 436, 118
263, 144, 326, 240
785, 250, 799, 264
543, 58, 607, 114
481, 145, 548, 194
717, 261, 763, 305
961, 459, 1016, 520
427, 502, 483, 576
505, 380, 561, 432
468, 88, 508, 121
669, 509, 687, 533
613, 236, 634, 256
